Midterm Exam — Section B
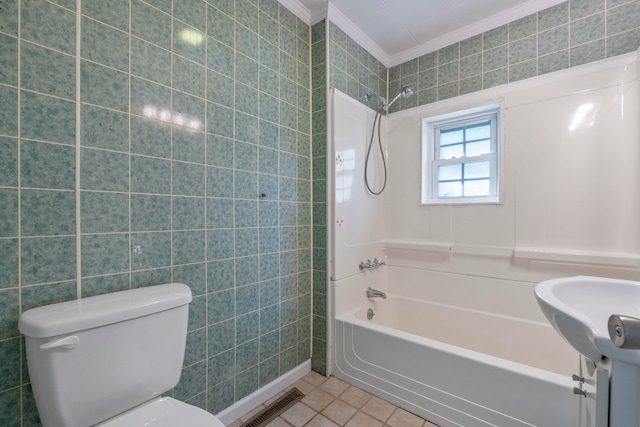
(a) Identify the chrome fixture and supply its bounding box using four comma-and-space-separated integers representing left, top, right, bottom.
572, 374, 587, 397
366, 287, 387, 299
359, 257, 386, 271
367, 308, 375, 320
364, 85, 414, 113
381, 85, 413, 112
609, 314, 640, 348
573, 387, 587, 397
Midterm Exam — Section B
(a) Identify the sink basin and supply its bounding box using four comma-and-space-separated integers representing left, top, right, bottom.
535, 275, 640, 364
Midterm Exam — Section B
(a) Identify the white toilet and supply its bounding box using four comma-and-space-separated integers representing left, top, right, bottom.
18, 283, 225, 427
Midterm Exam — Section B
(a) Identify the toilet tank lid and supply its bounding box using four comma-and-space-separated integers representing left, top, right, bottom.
19, 283, 192, 338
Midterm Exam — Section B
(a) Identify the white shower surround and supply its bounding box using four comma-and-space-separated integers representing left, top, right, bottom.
328, 49, 640, 427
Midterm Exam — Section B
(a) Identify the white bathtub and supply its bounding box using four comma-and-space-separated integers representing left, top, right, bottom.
333, 295, 579, 426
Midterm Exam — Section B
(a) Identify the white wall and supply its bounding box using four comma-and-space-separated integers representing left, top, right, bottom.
384, 51, 640, 283
330, 89, 389, 281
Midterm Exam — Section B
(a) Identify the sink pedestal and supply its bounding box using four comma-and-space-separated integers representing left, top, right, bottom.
610, 359, 640, 427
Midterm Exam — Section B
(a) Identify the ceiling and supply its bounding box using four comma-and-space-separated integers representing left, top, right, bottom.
292, 0, 564, 67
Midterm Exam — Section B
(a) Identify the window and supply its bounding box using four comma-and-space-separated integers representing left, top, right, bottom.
421, 103, 501, 204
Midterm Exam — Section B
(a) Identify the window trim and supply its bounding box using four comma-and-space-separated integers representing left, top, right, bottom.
421, 103, 501, 205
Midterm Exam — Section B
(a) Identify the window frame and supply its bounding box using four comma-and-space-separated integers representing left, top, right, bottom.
421, 103, 501, 205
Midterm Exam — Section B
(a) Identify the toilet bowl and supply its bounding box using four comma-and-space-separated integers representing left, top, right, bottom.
96, 397, 224, 427
19, 284, 225, 427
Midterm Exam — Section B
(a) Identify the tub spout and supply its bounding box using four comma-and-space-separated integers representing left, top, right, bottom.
366, 287, 386, 299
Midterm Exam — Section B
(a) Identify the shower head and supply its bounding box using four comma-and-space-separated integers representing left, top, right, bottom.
383, 85, 414, 111
400, 85, 413, 98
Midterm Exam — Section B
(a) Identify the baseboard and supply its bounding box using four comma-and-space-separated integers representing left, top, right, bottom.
216, 359, 312, 425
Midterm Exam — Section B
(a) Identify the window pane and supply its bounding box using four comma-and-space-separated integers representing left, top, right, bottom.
422, 104, 499, 204
438, 164, 461, 181
439, 144, 464, 159
438, 181, 462, 198
464, 179, 490, 196
464, 161, 490, 179
440, 129, 463, 146
466, 122, 490, 140
465, 140, 491, 156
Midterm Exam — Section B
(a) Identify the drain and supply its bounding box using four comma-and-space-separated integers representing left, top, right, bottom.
240, 387, 305, 427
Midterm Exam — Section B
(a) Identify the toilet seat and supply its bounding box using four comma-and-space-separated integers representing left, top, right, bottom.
97, 397, 225, 427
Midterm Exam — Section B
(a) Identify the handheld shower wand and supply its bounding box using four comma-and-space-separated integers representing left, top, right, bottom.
364, 85, 414, 195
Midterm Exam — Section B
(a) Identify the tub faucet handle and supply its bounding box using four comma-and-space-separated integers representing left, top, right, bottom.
373, 257, 386, 267
359, 257, 387, 271
573, 387, 587, 397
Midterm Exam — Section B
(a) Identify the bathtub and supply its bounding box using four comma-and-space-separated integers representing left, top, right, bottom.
333, 295, 579, 427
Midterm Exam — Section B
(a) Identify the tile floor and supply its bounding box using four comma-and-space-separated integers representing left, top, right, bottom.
228, 372, 439, 427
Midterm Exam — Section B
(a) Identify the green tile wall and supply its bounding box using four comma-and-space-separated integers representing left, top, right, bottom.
310, 20, 327, 375
328, 21, 387, 110
388, 0, 640, 112
0, 0, 312, 425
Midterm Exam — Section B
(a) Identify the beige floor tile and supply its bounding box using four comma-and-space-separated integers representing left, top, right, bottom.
227, 373, 433, 427
303, 371, 328, 386
302, 388, 336, 412
321, 399, 358, 425
344, 411, 383, 427
305, 414, 339, 427
338, 386, 372, 409
386, 408, 425, 427
290, 379, 317, 395
318, 377, 350, 397
265, 417, 292, 427
360, 395, 395, 422
281, 402, 317, 427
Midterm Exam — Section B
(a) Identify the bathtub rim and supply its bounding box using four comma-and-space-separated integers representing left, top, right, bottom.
333, 315, 578, 427
336, 299, 576, 389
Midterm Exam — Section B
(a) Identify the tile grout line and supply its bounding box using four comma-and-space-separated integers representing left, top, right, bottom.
233, 0, 238, 404
256, 0, 263, 391
127, 0, 133, 288
169, 0, 174, 287
17, 0, 23, 423
203, 0, 210, 410
75, 0, 82, 299
16, 0, 22, 311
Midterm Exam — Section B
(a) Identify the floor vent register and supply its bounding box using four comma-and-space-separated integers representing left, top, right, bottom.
240, 387, 305, 427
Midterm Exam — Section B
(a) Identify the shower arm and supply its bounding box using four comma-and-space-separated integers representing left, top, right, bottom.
382, 91, 403, 111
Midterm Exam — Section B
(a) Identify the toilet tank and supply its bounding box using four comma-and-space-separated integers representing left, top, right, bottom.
18, 284, 192, 427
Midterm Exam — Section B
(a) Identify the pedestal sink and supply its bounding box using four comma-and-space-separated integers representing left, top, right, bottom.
535, 276, 640, 427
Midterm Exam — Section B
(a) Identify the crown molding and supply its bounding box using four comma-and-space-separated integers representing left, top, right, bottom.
280, 0, 567, 68
387, 0, 566, 67
326, 3, 391, 67
309, 2, 328, 25
278, 0, 311, 25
